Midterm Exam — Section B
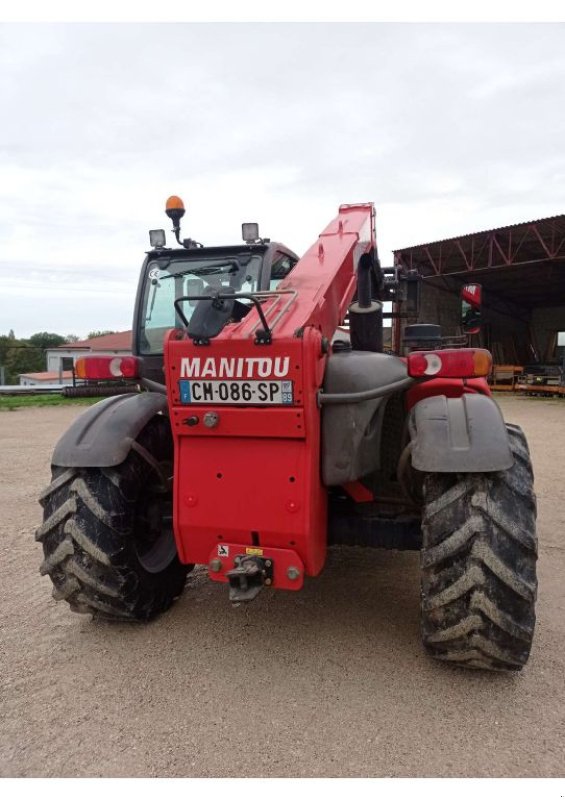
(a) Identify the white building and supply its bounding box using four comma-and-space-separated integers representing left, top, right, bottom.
45, 331, 132, 378
19, 370, 74, 387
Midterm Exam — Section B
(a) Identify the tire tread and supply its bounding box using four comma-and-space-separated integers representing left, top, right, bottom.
421, 425, 537, 671
37, 417, 190, 621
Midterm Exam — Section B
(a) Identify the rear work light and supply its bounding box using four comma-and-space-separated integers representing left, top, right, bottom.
407, 348, 492, 379
75, 356, 140, 381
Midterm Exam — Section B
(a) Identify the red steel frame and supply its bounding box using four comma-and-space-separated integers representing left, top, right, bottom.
394, 218, 565, 277
164, 204, 376, 588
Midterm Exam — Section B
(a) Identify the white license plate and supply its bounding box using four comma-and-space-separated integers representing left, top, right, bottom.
179, 380, 294, 405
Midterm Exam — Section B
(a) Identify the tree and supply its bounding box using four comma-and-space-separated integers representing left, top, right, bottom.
65, 334, 80, 343
0, 332, 63, 383
0, 335, 12, 364
88, 330, 117, 339
29, 332, 66, 350
5, 343, 44, 383
0, 335, 12, 383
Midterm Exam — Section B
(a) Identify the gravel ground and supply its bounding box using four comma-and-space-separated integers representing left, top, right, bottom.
1, 396, 564, 778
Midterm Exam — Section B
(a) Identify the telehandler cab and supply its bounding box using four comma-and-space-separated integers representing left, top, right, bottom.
38, 197, 537, 671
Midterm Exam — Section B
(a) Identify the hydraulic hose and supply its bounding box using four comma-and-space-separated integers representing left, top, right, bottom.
318, 376, 414, 405
140, 377, 167, 395
142, 374, 416, 404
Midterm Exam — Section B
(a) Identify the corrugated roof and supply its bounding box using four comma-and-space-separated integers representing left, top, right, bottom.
392, 212, 565, 308
393, 213, 565, 253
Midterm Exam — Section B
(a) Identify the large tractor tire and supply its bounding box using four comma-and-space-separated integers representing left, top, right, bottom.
37, 416, 191, 621
420, 424, 537, 671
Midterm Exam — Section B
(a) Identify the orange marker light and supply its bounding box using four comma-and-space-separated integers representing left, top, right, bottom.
472, 349, 492, 377
75, 358, 87, 380
166, 195, 185, 212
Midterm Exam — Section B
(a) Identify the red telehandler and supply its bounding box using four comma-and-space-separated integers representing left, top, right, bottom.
38, 198, 537, 671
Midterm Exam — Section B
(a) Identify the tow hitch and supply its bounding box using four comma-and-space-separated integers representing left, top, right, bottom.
226, 555, 273, 604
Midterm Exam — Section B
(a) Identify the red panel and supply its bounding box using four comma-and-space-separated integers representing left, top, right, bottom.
171, 406, 306, 439
405, 376, 491, 411
167, 327, 328, 577
175, 436, 308, 563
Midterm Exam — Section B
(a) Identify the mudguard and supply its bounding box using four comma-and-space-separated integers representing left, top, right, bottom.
52, 392, 168, 468
408, 393, 513, 473
321, 350, 408, 486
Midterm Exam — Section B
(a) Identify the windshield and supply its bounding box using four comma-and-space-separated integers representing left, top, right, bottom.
139, 254, 263, 355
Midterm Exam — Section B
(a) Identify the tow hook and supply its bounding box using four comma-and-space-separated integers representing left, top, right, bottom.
226, 556, 273, 605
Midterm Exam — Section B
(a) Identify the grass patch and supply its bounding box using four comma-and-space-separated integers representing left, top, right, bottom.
0, 394, 101, 411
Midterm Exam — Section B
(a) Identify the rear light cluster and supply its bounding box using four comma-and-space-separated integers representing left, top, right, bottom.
75, 356, 140, 381
407, 348, 492, 378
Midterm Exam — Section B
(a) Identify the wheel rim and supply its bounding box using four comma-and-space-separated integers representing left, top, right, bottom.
134, 462, 178, 574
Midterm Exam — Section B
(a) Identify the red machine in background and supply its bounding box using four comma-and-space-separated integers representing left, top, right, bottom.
38, 198, 537, 672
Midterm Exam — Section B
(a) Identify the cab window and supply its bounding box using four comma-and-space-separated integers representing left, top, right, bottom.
269, 252, 297, 290
139, 255, 263, 355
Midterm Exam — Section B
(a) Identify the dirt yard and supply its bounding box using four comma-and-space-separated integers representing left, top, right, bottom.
1, 396, 564, 778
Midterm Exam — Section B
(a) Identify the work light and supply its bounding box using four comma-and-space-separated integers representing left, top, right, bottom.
149, 229, 166, 248
242, 223, 259, 243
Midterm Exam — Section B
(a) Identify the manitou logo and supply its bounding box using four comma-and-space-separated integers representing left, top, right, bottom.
179, 356, 290, 379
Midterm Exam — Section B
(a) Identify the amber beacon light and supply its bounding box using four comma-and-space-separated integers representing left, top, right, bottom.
165, 195, 185, 224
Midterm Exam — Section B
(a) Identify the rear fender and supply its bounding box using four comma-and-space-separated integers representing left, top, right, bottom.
408, 393, 513, 473
321, 350, 408, 485
52, 392, 168, 468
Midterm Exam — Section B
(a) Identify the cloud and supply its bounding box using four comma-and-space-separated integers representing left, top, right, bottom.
1, 22, 564, 337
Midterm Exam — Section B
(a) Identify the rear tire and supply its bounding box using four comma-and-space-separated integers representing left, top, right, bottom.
420, 424, 537, 671
37, 416, 191, 621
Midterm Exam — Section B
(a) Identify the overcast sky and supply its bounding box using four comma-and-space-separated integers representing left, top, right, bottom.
1, 22, 564, 338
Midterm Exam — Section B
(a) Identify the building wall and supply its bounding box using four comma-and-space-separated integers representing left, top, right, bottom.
396, 281, 460, 352
484, 307, 532, 365
46, 349, 87, 372
417, 282, 460, 334
20, 375, 74, 386
414, 282, 534, 364
46, 348, 130, 373
530, 306, 565, 363
416, 285, 565, 365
